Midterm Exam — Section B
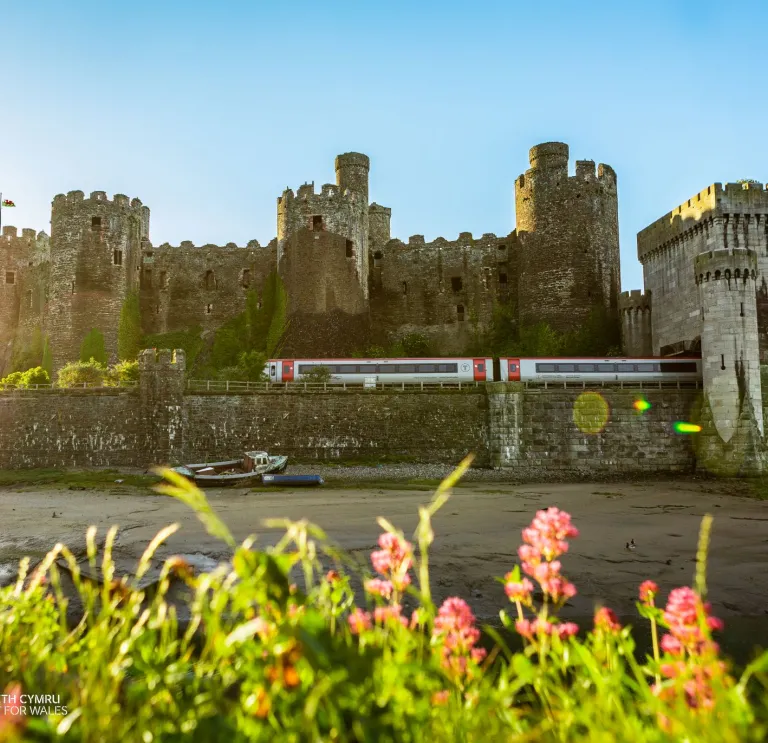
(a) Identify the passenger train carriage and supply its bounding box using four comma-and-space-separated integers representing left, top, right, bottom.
266, 357, 702, 384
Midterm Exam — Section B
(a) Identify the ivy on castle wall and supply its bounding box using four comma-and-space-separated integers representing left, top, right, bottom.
11, 326, 44, 373
80, 329, 107, 365
118, 292, 142, 361
142, 326, 205, 368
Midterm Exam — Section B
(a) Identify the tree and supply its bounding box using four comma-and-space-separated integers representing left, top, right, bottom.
118, 292, 142, 360
80, 329, 107, 365
57, 359, 106, 388
301, 365, 332, 384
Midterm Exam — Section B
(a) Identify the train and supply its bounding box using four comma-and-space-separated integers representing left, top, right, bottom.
265, 357, 702, 384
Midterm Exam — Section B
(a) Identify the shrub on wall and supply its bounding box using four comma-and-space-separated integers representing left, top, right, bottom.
80, 329, 107, 365
0, 366, 50, 389
105, 360, 139, 386
142, 326, 204, 368
118, 292, 142, 361
58, 359, 106, 388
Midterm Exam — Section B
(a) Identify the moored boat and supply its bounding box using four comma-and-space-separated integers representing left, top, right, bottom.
173, 451, 288, 486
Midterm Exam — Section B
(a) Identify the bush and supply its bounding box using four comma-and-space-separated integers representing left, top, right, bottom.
0, 366, 50, 389
0, 461, 766, 741
118, 292, 142, 361
238, 350, 268, 382
105, 360, 139, 386
57, 359, 106, 388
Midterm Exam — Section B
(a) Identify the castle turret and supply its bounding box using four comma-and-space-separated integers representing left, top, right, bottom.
695, 249, 763, 446
619, 289, 652, 357
48, 191, 149, 370
515, 142, 620, 338
368, 202, 392, 252
335, 152, 370, 201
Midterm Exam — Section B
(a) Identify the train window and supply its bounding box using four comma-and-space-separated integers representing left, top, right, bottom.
441, 363, 458, 372
399, 364, 416, 373
417, 364, 437, 373
536, 363, 556, 372
338, 365, 358, 373
577, 364, 596, 372
636, 363, 654, 372
597, 364, 616, 372
378, 364, 398, 373
616, 364, 635, 373
660, 362, 698, 373
509, 364, 517, 372
557, 364, 575, 372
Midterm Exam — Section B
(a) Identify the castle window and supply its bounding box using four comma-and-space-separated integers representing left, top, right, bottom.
456, 304, 465, 322
403, 281, 408, 295
91, 216, 102, 231
311, 215, 324, 231
345, 240, 353, 258
26, 290, 32, 309
499, 273, 508, 285
721, 354, 725, 370
204, 270, 216, 289
241, 269, 251, 288
71, 281, 75, 293
4, 271, 14, 284
498, 244, 506, 251
142, 269, 152, 288
160, 271, 168, 289
373, 251, 382, 268
741, 302, 745, 317
451, 277, 463, 292
206, 303, 213, 314
113, 250, 122, 266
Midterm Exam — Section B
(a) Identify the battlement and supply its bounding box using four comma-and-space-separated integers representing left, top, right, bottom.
529, 142, 569, 171
408, 235, 426, 245
369, 203, 391, 215
155, 239, 261, 251
1, 226, 46, 242
694, 248, 758, 284
139, 347, 186, 370
618, 289, 652, 311
638, 181, 768, 261
52, 190, 147, 210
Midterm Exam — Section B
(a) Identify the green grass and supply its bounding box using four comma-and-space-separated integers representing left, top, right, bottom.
0, 468, 160, 489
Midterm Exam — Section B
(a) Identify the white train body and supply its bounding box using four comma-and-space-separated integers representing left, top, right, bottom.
265, 357, 702, 385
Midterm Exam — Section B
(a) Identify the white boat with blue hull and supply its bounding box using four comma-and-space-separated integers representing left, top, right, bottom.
173, 451, 288, 486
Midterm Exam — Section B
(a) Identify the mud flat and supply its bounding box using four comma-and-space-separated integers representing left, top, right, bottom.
1, 475, 766, 661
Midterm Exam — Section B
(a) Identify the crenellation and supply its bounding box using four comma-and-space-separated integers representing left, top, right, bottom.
408, 235, 425, 245
1, 226, 17, 238
575, 160, 596, 179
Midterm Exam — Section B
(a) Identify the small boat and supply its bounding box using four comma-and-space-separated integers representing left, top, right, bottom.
173, 451, 288, 486
261, 474, 324, 487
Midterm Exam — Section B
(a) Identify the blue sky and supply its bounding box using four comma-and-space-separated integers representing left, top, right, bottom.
2, 0, 767, 292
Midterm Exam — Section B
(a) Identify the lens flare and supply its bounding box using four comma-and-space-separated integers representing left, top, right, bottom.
673, 421, 702, 434
633, 398, 651, 413
573, 391, 610, 434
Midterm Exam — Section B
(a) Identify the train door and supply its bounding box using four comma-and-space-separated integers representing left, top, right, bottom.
269, 361, 278, 382
473, 358, 487, 382
283, 360, 295, 383
506, 359, 521, 381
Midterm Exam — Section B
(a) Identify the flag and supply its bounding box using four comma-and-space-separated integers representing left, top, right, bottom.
1, 200, 15, 207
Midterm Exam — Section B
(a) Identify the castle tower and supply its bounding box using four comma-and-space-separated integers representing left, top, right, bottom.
48, 191, 149, 370
695, 249, 763, 452
368, 203, 391, 253
514, 142, 621, 337
0, 227, 51, 373
619, 290, 652, 356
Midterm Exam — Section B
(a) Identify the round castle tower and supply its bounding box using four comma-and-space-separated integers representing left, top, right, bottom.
619, 289, 652, 356
48, 191, 149, 370
695, 248, 763, 442
277, 152, 370, 298
514, 142, 620, 335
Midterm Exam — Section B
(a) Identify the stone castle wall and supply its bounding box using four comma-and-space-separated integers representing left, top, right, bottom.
369, 232, 516, 354
0, 354, 703, 475
637, 182, 768, 358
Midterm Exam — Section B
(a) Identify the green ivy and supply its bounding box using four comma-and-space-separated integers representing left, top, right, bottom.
80, 328, 107, 365
142, 326, 205, 367
41, 335, 53, 378
118, 292, 142, 361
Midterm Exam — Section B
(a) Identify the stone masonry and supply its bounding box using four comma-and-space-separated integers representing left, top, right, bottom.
0, 142, 623, 370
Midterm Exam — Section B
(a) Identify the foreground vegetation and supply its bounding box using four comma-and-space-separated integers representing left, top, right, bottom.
0, 458, 767, 741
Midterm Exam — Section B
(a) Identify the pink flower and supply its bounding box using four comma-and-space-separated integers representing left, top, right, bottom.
325, 570, 340, 584
540, 576, 577, 601
662, 587, 723, 656
515, 618, 533, 639
557, 622, 579, 639
660, 633, 683, 655
370, 531, 413, 592
364, 578, 393, 599
470, 647, 487, 663
594, 607, 621, 633
373, 604, 408, 626
639, 579, 658, 604
431, 690, 450, 705
347, 608, 372, 634
504, 576, 534, 602
433, 597, 485, 677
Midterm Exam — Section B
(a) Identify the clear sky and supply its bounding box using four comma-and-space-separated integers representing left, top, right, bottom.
2, 0, 767, 292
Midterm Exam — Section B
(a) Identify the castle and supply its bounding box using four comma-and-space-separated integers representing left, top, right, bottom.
0, 142, 622, 371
